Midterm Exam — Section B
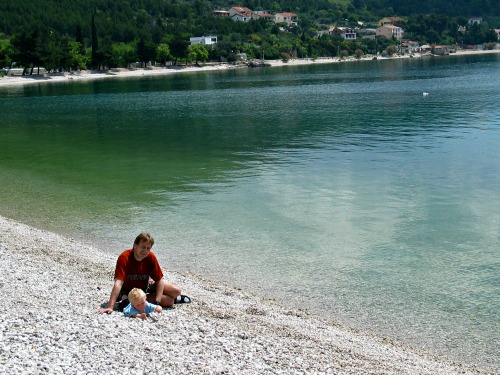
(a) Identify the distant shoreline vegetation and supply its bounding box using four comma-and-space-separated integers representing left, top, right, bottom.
0, 0, 499, 74
2, 49, 500, 88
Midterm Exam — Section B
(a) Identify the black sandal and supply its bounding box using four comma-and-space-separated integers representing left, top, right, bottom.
174, 295, 191, 304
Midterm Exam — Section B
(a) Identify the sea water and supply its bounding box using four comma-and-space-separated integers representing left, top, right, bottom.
1, 54, 499, 371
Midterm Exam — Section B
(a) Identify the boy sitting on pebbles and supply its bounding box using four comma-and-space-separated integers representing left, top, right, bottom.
124, 288, 162, 319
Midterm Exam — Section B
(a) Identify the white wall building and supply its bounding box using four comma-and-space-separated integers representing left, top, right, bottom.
190, 36, 218, 46
274, 12, 298, 26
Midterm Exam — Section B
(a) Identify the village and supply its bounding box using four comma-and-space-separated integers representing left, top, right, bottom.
188, 7, 500, 58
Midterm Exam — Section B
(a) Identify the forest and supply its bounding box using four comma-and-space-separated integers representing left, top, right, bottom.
1, 0, 499, 73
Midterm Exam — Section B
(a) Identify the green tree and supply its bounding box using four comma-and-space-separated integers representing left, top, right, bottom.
91, 11, 99, 69
0, 35, 14, 68
12, 29, 43, 74
136, 38, 156, 67
187, 43, 208, 65
156, 43, 171, 66
97, 36, 115, 69
169, 36, 189, 65
386, 44, 397, 56
69, 40, 90, 70
113, 42, 137, 68
42, 32, 72, 72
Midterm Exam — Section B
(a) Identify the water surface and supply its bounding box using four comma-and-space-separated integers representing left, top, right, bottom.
1, 54, 499, 371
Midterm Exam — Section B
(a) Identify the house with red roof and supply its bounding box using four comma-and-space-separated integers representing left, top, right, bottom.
228, 6, 253, 17
216, 6, 298, 25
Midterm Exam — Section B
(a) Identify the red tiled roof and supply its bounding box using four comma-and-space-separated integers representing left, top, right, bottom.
231, 6, 252, 14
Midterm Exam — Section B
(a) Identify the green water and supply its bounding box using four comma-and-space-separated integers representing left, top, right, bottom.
1, 55, 499, 371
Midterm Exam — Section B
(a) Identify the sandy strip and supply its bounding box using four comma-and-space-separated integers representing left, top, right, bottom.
0, 215, 492, 374
1, 49, 499, 88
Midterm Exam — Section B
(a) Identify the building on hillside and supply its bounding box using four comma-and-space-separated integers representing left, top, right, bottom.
228, 6, 252, 16
252, 12, 273, 21
379, 17, 402, 26
329, 27, 357, 40
468, 17, 482, 25
400, 41, 420, 54
252, 10, 271, 15
221, 7, 298, 25
494, 29, 500, 40
358, 28, 377, 39
274, 12, 298, 26
231, 13, 252, 22
420, 44, 432, 53
376, 25, 404, 40
190, 36, 218, 46
213, 10, 230, 17
432, 45, 449, 55
226, 6, 253, 22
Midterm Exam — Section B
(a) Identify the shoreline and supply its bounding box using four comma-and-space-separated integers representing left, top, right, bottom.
0, 214, 493, 374
1, 49, 499, 88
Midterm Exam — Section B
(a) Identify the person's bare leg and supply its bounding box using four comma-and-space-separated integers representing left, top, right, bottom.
163, 281, 181, 306
147, 282, 181, 307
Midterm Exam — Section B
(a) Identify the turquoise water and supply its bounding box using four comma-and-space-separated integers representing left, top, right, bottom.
1, 55, 499, 371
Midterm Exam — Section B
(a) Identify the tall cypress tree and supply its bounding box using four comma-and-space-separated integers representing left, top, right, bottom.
91, 11, 98, 69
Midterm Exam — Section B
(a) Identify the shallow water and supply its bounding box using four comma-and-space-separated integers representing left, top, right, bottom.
1, 54, 499, 371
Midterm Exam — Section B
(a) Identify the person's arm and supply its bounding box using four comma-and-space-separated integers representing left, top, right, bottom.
130, 313, 147, 320
98, 279, 124, 314
154, 278, 165, 305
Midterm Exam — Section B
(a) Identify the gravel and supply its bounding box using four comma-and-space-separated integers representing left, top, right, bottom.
0, 215, 492, 374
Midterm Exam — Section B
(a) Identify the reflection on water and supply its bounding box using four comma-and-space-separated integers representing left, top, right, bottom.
1, 54, 499, 371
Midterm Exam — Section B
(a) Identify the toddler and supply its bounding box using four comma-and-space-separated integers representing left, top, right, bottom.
123, 288, 162, 319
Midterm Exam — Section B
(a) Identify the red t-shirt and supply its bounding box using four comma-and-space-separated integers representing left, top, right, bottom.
114, 249, 164, 293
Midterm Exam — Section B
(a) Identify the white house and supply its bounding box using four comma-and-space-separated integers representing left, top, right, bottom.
468, 17, 482, 25
329, 27, 357, 40
231, 13, 251, 22
252, 12, 273, 21
400, 41, 420, 54
274, 12, 298, 26
190, 36, 218, 46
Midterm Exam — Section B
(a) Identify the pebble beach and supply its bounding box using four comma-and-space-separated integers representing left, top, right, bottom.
0, 215, 493, 374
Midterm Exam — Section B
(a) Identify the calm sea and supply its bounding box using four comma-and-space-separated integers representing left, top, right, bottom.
1, 54, 499, 371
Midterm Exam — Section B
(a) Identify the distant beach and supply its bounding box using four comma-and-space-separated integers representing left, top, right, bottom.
1, 49, 499, 88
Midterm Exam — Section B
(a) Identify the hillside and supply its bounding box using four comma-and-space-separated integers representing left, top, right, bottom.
1, 0, 499, 72
363, 0, 500, 18
1, 0, 499, 39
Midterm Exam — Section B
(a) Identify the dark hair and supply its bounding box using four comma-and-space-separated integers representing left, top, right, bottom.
134, 232, 155, 246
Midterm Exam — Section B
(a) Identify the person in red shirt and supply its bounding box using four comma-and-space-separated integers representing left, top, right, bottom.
98, 232, 189, 314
